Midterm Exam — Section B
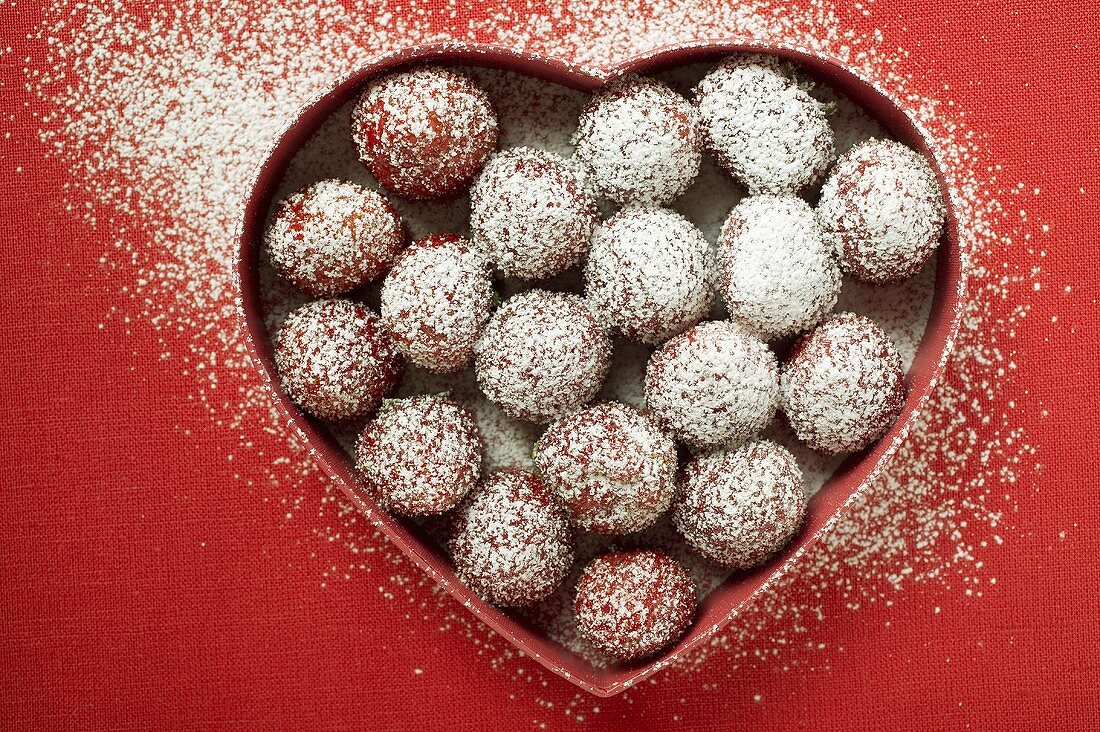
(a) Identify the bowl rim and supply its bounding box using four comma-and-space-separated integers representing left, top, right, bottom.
234, 39, 967, 697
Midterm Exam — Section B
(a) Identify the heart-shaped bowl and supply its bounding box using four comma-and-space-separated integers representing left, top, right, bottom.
236, 41, 964, 696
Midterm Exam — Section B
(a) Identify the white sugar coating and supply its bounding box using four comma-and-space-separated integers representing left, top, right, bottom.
817, 138, 947, 284
450, 469, 574, 607
463, 68, 588, 157
534, 402, 678, 535
474, 290, 611, 424
694, 54, 835, 195
265, 68, 602, 474
470, 146, 597, 280
517, 515, 721, 668
651, 62, 748, 247
272, 299, 402, 422
645, 320, 779, 451
351, 66, 498, 200
718, 195, 841, 341
573, 550, 696, 660
379, 235, 494, 373
354, 395, 482, 515
572, 75, 702, 206
674, 439, 807, 568
584, 206, 715, 344
781, 312, 907, 454
264, 179, 404, 297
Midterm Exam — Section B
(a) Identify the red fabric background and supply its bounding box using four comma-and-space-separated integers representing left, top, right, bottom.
2, 1, 1098, 729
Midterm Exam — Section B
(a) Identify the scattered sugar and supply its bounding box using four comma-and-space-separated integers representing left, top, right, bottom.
23, 0, 1044, 719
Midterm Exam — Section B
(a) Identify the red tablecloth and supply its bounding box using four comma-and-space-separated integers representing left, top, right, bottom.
3, 1, 1098, 729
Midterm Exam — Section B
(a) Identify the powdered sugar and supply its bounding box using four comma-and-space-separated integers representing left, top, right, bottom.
534, 401, 677, 534
572, 75, 701, 206
584, 206, 715, 344
645, 320, 778, 450
573, 550, 696, 660
818, 138, 947, 284
380, 234, 494, 373
470, 146, 597, 280
273, 299, 403, 421
355, 395, 482, 515
674, 439, 807, 568
718, 195, 840, 340
20, 0, 1046, 709
264, 178, 404, 296
474, 290, 611, 423
450, 468, 574, 607
781, 312, 907, 453
352, 66, 498, 200
694, 54, 834, 195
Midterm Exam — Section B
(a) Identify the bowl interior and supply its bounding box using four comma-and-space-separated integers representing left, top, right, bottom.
237, 42, 962, 696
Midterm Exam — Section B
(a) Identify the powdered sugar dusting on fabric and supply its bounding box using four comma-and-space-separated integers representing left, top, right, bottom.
23, 0, 1045, 719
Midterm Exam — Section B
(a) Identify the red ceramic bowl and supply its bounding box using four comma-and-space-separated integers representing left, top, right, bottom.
236, 41, 964, 697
